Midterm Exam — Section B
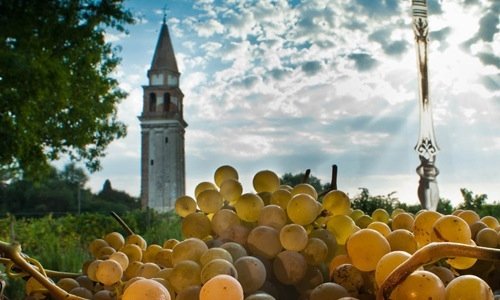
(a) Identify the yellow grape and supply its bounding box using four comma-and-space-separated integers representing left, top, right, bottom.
122, 278, 171, 300
200, 247, 233, 266
252, 170, 280, 193
247, 226, 282, 259
163, 239, 179, 249
427, 265, 455, 287
56, 278, 79, 293
309, 228, 338, 261
390, 270, 445, 300
391, 212, 414, 231
155, 249, 173, 268
109, 251, 129, 270
123, 261, 143, 280
181, 211, 212, 239
199, 274, 244, 300
375, 251, 412, 287
279, 223, 309, 251
234, 193, 264, 222
258, 204, 288, 230
196, 189, 223, 214
386, 229, 418, 254
143, 244, 163, 263
287, 193, 321, 225
413, 210, 442, 248
300, 237, 328, 266
171, 237, 209, 265
446, 240, 477, 270
331, 263, 364, 296
104, 232, 125, 251
270, 189, 292, 210
309, 282, 349, 300
326, 214, 356, 245
272, 250, 308, 285
219, 178, 243, 204
350, 209, 364, 221
257, 191, 272, 205
220, 242, 248, 262
457, 210, 480, 226
480, 216, 499, 229
25, 277, 48, 296
89, 239, 109, 258
355, 215, 373, 228
234, 256, 267, 294
125, 234, 147, 250
194, 181, 217, 198
214, 165, 239, 187
200, 258, 238, 284
137, 262, 161, 279
95, 259, 123, 286
176, 285, 201, 300
328, 254, 351, 279
211, 209, 241, 238
175, 195, 198, 217
291, 183, 318, 200
391, 208, 406, 218
367, 221, 392, 237
445, 274, 494, 300
169, 260, 202, 293
431, 215, 471, 244
96, 245, 116, 259
86, 259, 102, 281
346, 229, 391, 272
475, 227, 498, 248
371, 208, 390, 224
120, 243, 143, 263
322, 190, 351, 216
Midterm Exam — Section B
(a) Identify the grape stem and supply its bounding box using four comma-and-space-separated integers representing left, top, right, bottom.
302, 169, 311, 183
110, 211, 135, 235
0, 240, 86, 300
318, 164, 338, 197
376, 242, 500, 300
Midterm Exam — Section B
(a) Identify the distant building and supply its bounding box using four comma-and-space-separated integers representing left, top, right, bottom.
139, 19, 187, 212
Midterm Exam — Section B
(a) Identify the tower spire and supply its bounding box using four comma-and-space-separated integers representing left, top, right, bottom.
150, 6, 178, 74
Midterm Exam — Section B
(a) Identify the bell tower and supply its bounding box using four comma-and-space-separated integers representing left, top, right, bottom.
139, 17, 187, 212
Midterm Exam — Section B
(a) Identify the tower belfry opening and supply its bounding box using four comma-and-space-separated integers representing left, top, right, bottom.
139, 18, 187, 212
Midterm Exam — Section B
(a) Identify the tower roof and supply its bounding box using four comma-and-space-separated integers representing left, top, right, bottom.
150, 21, 178, 73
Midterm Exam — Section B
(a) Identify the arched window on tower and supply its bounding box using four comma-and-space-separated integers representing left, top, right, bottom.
164, 92, 171, 112
149, 93, 156, 112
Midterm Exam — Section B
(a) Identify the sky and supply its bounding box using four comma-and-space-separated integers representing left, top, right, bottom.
83, 0, 499, 207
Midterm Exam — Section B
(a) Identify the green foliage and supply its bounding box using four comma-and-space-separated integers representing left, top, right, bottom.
458, 188, 499, 218
0, 0, 135, 179
280, 172, 330, 194
351, 188, 401, 216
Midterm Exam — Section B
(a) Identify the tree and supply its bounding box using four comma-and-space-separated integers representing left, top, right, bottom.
0, 0, 134, 179
280, 172, 330, 193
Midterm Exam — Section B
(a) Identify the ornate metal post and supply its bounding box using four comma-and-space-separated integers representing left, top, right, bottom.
412, 0, 440, 211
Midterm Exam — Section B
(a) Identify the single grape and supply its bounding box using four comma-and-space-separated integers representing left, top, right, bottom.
367, 221, 392, 237
270, 189, 292, 210
350, 209, 365, 221
346, 229, 390, 272
322, 190, 351, 216
253, 170, 280, 193
390, 270, 445, 300
326, 214, 356, 245
137, 262, 161, 279
300, 237, 328, 266
412, 210, 442, 248
375, 251, 412, 288
201, 258, 238, 284
219, 178, 243, 204
95, 259, 123, 286
475, 227, 498, 248
446, 240, 478, 270
272, 250, 308, 285
386, 229, 418, 254
200, 247, 233, 266
171, 237, 209, 265
457, 210, 481, 226
480, 216, 500, 229
57, 278, 80, 293
291, 183, 318, 200
234, 256, 267, 294
122, 278, 171, 300
214, 165, 239, 187
258, 204, 288, 230
309, 228, 338, 261
309, 282, 349, 300
279, 223, 309, 251
287, 193, 321, 225
234, 193, 265, 222
211, 208, 241, 238
194, 181, 217, 198
143, 244, 163, 263
391, 212, 414, 231
155, 249, 173, 268
109, 251, 129, 271
431, 215, 471, 244
220, 242, 248, 262
197, 189, 223, 214
125, 234, 147, 250
200, 274, 244, 300
445, 275, 494, 300
247, 226, 282, 259
427, 265, 455, 287
120, 243, 143, 263
169, 260, 202, 293
175, 195, 198, 217
371, 208, 390, 224
181, 211, 212, 239
355, 215, 373, 228
104, 232, 125, 251
331, 263, 364, 296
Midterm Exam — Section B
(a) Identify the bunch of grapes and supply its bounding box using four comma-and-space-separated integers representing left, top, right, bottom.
13, 165, 500, 300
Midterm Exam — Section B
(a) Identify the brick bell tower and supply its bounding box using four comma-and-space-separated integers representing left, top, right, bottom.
139, 17, 187, 212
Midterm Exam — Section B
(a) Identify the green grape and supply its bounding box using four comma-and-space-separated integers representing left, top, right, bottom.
412, 210, 442, 248
346, 229, 391, 272
201, 258, 238, 284
219, 178, 243, 205
445, 275, 494, 300
234, 256, 267, 294
270, 189, 292, 210
375, 250, 412, 288
390, 270, 445, 300
291, 183, 318, 200
181, 212, 212, 239
355, 215, 373, 228
171, 237, 208, 265
253, 170, 280, 193
371, 208, 390, 224
211, 209, 241, 238
475, 227, 498, 248
200, 247, 233, 266
214, 165, 239, 187
220, 242, 248, 262
234, 193, 264, 222
331, 263, 364, 296
175, 195, 198, 218
322, 190, 351, 216
427, 265, 455, 287
287, 193, 321, 225
309, 228, 338, 261
367, 221, 392, 237
197, 189, 223, 214
169, 260, 202, 293
391, 212, 414, 231
247, 226, 282, 259
300, 237, 328, 266
480, 216, 500, 229
194, 181, 218, 198
258, 204, 288, 230
272, 250, 308, 285
386, 229, 418, 254
457, 210, 481, 226
309, 282, 349, 300
431, 215, 471, 244
279, 223, 309, 251
326, 214, 356, 245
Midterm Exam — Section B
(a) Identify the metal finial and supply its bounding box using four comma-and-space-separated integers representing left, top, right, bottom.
162, 4, 168, 25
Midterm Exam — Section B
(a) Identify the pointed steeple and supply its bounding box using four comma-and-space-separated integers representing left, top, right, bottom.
150, 20, 178, 73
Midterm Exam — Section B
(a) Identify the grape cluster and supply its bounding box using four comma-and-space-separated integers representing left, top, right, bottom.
26, 166, 500, 300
